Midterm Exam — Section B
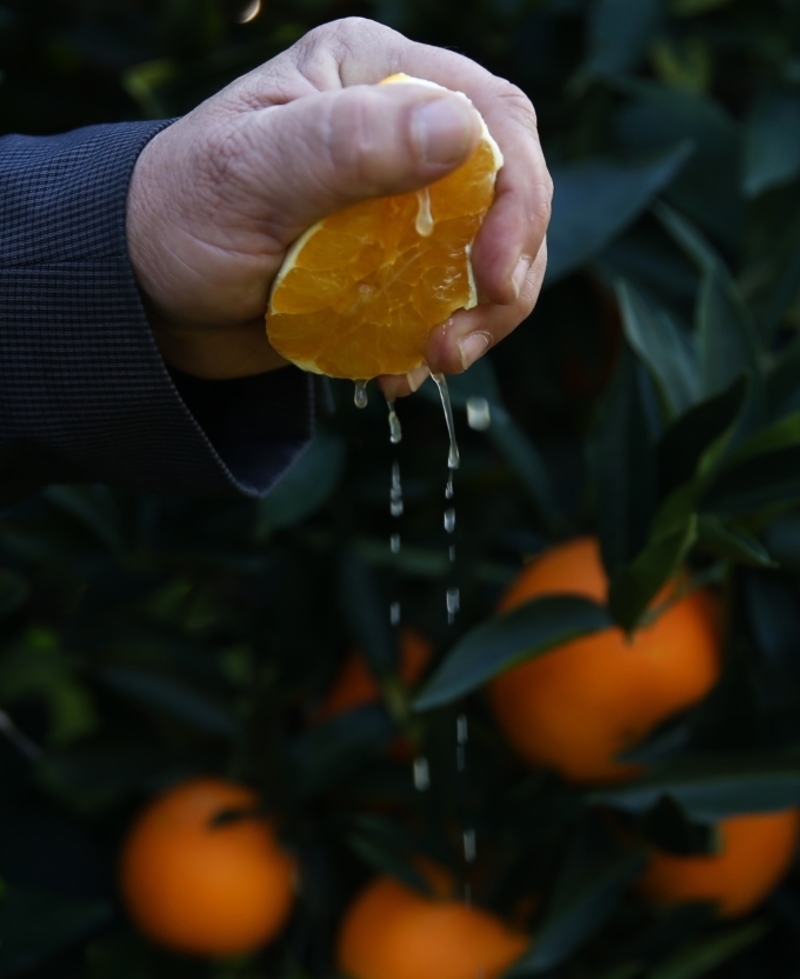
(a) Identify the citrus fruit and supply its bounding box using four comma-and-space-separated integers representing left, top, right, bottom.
266, 73, 503, 380
638, 809, 800, 918
119, 777, 296, 957
315, 627, 432, 722
488, 537, 721, 783
336, 872, 528, 979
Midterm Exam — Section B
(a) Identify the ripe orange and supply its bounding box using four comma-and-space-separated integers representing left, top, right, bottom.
638, 809, 800, 918
119, 777, 296, 957
336, 872, 529, 979
488, 537, 721, 783
315, 628, 432, 722
266, 73, 503, 380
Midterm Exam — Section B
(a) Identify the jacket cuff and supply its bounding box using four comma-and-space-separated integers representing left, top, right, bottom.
0, 121, 313, 503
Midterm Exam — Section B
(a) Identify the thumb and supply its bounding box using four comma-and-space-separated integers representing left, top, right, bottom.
237, 82, 481, 241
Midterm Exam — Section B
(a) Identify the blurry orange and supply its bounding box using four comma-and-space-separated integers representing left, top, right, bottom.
639, 809, 800, 918
120, 778, 296, 957
488, 537, 721, 783
315, 628, 432, 722
266, 73, 503, 380
336, 871, 528, 979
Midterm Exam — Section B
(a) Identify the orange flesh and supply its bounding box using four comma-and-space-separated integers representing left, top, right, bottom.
266, 80, 500, 380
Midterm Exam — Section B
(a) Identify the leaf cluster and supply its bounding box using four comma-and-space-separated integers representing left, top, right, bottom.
4, 1, 800, 978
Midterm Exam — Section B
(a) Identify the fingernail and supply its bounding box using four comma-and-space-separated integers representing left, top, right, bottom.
511, 255, 531, 300
411, 97, 474, 165
458, 332, 491, 371
406, 365, 430, 392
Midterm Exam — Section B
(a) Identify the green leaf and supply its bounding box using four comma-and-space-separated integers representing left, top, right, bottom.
722, 410, 800, 470
696, 516, 775, 567
655, 205, 762, 398
697, 265, 761, 400
649, 921, 767, 979
593, 753, 800, 819
766, 338, 800, 416
747, 194, 800, 343
421, 361, 565, 533
338, 550, 396, 677
588, 347, 659, 575
289, 705, 396, 799
0, 570, 28, 618
258, 430, 345, 534
0, 890, 111, 977
583, 0, 663, 79
414, 596, 612, 710
656, 374, 749, 498
486, 405, 567, 536
100, 667, 241, 739
546, 144, 693, 284
703, 444, 800, 516
607, 514, 698, 632
42, 485, 126, 558
670, 0, 733, 13
508, 841, 645, 974
743, 90, 800, 198
614, 83, 743, 244
345, 814, 430, 893
616, 279, 700, 419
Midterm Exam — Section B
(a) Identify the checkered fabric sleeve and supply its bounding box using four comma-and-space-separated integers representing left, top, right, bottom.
0, 120, 314, 509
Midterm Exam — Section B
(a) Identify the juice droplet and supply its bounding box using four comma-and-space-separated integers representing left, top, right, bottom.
431, 373, 460, 470
390, 461, 404, 517
387, 399, 402, 444
463, 828, 477, 863
415, 187, 434, 237
444, 508, 456, 533
446, 586, 460, 625
457, 714, 469, 744
390, 601, 401, 626
445, 471, 454, 500
354, 380, 369, 409
466, 396, 492, 431
390, 533, 401, 554
413, 756, 430, 791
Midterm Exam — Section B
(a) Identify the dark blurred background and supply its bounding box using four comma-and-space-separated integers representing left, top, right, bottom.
3, 1, 800, 977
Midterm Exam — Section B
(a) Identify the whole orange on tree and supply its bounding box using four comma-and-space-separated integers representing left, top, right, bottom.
315, 627, 432, 722
119, 777, 296, 957
638, 808, 800, 919
488, 537, 721, 783
336, 870, 528, 979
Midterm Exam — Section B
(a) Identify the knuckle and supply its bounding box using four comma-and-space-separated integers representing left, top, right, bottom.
191, 117, 252, 208
533, 178, 553, 228
495, 80, 538, 130
327, 91, 396, 194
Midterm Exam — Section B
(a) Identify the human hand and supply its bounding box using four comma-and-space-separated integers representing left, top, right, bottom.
126, 17, 552, 397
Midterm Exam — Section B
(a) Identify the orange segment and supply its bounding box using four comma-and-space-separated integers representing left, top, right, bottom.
266, 74, 502, 380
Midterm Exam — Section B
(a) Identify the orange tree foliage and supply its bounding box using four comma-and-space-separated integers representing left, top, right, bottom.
3, 1, 800, 978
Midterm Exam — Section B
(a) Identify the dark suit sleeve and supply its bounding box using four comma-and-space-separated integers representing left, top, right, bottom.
0, 120, 315, 509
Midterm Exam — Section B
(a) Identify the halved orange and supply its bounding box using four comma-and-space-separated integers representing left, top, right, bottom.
266, 74, 503, 380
